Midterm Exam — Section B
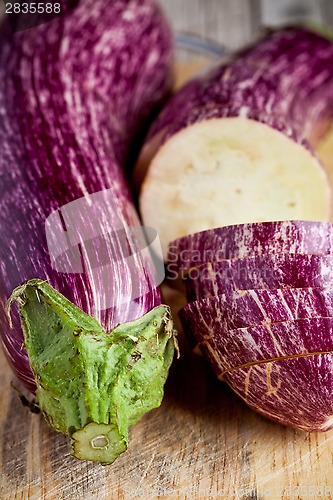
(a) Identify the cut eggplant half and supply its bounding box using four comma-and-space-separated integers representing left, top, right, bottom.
184, 254, 333, 301
139, 27, 333, 257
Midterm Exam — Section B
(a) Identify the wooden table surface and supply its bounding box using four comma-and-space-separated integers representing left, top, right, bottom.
2, 1, 333, 499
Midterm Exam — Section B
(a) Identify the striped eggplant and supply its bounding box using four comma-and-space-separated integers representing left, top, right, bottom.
180, 287, 333, 344
224, 353, 333, 432
173, 222, 333, 431
139, 27, 333, 256
202, 316, 333, 376
166, 221, 333, 280
200, 315, 333, 431
184, 254, 333, 302
0, 0, 175, 464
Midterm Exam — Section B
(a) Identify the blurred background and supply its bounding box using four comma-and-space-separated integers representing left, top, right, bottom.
1, 1, 333, 48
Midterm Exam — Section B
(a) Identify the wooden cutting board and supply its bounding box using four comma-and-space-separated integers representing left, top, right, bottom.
2, 54, 333, 500
1, 283, 333, 500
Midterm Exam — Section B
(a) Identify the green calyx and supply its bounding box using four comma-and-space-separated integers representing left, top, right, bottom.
7, 279, 176, 465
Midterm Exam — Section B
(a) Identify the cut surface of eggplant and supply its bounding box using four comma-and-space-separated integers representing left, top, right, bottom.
141, 117, 330, 255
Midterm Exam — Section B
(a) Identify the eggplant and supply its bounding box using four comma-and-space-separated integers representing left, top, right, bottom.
138, 28, 333, 256
184, 254, 333, 302
224, 354, 333, 432
0, 0, 176, 464
180, 287, 333, 344
166, 221, 333, 280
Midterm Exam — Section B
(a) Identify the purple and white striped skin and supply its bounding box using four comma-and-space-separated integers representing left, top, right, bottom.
184, 253, 333, 302
167, 221, 333, 281
0, 0, 174, 392
140, 29, 333, 255
180, 287, 333, 345
223, 354, 333, 432
200, 317, 333, 375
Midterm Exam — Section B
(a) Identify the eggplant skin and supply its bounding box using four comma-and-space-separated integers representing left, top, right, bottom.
0, 0, 174, 391
203, 316, 333, 374
184, 254, 333, 302
148, 26, 333, 147
180, 287, 333, 345
224, 354, 333, 433
139, 28, 333, 252
7, 280, 175, 465
181, 293, 333, 431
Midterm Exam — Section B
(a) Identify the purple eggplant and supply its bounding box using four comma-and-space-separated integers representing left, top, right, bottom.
175, 222, 333, 431
201, 314, 333, 432
0, 0, 176, 464
185, 253, 333, 302
201, 316, 333, 375
166, 221, 333, 280
138, 28, 333, 256
180, 286, 333, 345
224, 354, 333, 432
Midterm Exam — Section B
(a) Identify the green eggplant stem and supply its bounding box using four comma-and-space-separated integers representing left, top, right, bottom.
6, 279, 177, 465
